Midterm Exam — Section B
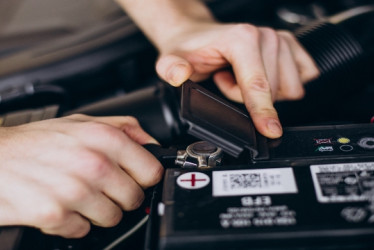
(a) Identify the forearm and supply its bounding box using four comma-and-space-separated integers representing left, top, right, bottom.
114, 0, 216, 49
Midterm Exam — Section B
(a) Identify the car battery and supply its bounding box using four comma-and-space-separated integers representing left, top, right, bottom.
145, 81, 374, 250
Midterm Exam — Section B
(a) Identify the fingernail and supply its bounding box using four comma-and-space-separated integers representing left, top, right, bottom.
167, 64, 187, 86
148, 137, 160, 145
267, 119, 282, 136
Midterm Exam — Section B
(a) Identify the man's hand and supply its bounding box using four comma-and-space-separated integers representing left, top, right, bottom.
0, 114, 163, 238
116, 0, 319, 138
155, 24, 319, 138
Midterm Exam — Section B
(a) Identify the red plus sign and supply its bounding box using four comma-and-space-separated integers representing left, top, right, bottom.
180, 173, 207, 187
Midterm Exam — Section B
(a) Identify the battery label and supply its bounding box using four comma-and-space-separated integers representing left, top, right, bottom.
219, 203, 297, 229
310, 162, 374, 203
212, 168, 298, 197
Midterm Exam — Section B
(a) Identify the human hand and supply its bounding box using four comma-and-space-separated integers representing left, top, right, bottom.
155, 23, 319, 138
0, 114, 163, 238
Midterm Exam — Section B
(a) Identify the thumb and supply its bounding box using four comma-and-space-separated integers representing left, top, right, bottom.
156, 54, 194, 86
66, 114, 159, 145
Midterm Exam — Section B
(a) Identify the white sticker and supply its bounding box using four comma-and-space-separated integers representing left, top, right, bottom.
212, 168, 298, 197
310, 162, 374, 203
177, 172, 210, 189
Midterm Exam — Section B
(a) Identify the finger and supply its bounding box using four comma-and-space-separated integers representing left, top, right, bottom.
63, 156, 146, 212
213, 70, 243, 102
104, 134, 163, 188
97, 161, 146, 210
66, 115, 159, 145
91, 116, 159, 146
40, 212, 91, 238
223, 24, 282, 138
64, 116, 164, 188
276, 38, 305, 101
39, 147, 146, 212
156, 54, 194, 86
61, 152, 146, 212
21, 147, 145, 215
259, 27, 280, 101
278, 31, 319, 83
63, 181, 125, 227
9, 158, 131, 225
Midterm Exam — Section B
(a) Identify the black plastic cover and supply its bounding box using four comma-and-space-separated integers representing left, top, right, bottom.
180, 80, 268, 159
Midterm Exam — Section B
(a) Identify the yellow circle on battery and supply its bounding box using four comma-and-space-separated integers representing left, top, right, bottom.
337, 137, 350, 144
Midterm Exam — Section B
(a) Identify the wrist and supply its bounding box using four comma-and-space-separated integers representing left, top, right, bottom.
115, 0, 216, 50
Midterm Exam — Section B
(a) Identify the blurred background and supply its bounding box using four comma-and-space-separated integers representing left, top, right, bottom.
1, 1, 374, 249
0, 0, 373, 134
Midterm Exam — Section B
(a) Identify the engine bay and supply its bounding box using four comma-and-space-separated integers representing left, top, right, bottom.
0, 1, 373, 249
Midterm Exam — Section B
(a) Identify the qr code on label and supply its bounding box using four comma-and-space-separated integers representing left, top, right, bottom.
213, 168, 298, 197
229, 173, 261, 189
